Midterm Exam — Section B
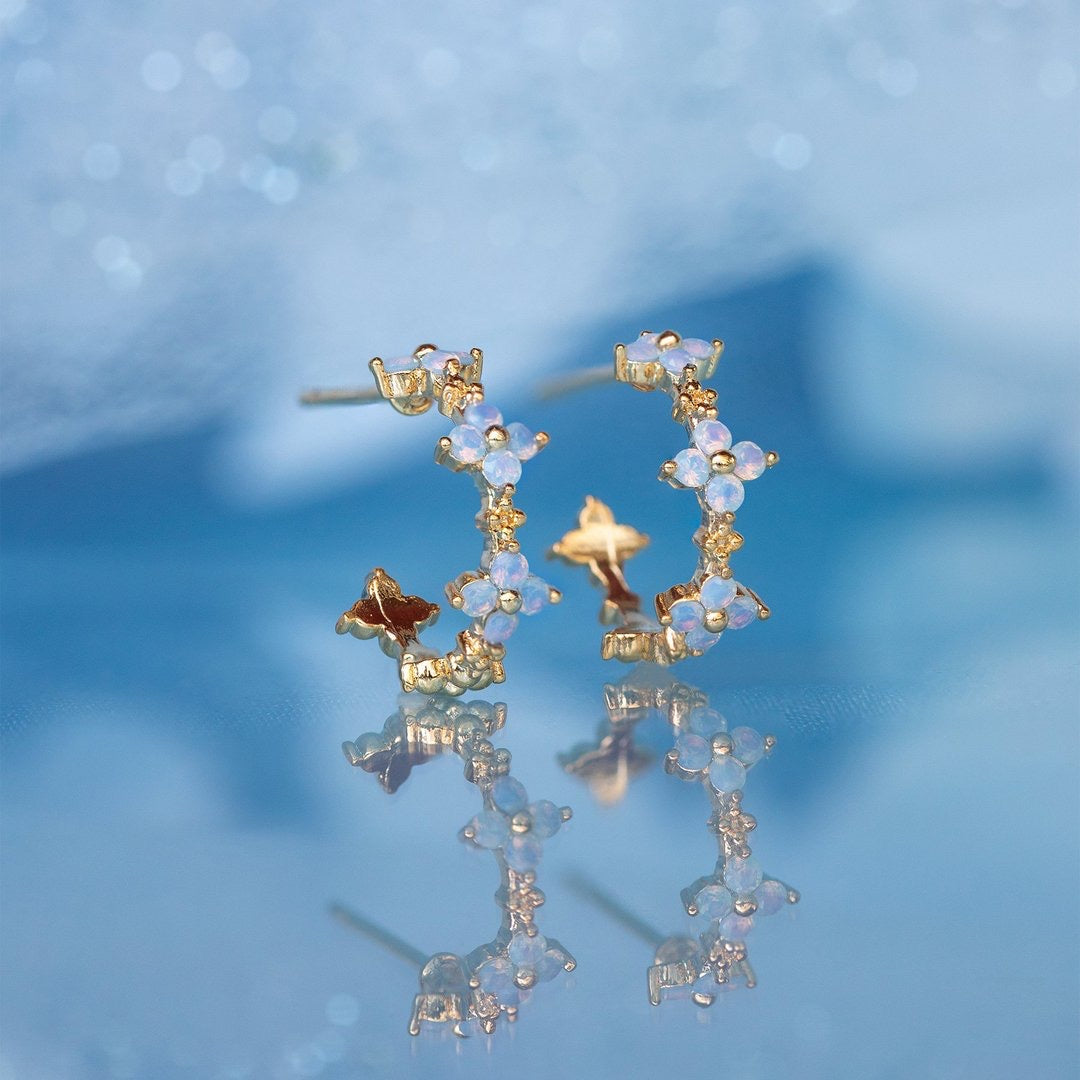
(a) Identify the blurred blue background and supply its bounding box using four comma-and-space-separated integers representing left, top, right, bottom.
1, 2, 1078, 1078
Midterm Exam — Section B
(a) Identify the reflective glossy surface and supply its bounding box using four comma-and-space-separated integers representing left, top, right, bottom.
3, 276, 1077, 1080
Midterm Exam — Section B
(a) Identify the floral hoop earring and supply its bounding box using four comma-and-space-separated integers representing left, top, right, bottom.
303, 345, 560, 694
551, 331, 778, 665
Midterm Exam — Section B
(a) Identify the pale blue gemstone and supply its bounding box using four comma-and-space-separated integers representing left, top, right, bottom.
509, 931, 548, 967
534, 948, 567, 983
669, 599, 704, 631
469, 809, 510, 849
673, 447, 709, 487
718, 913, 754, 941
489, 551, 529, 589
731, 725, 766, 764
382, 355, 417, 372
693, 419, 732, 454
708, 756, 747, 793
482, 449, 522, 487
420, 349, 463, 374
506, 421, 540, 460
625, 337, 659, 362
505, 834, 543, 871
449, 424, 486, 463
688, 706, 727, 736
682, 338, 713, 359
724, 855, 763, 893
705, 474, 744, 512
725, 592, 759, 629
754, 879, 788, 915
492, 776, 528, 813
461, 578, 499, 617
482, 610, 518, 643
529, 799, 563, 837
518, 575, 549, 615
684, 625, 719, 652
695, 883, 734, 920
699, 574, 737, 611
464, 402, 503, 428
675, 732, 711, 770
732, 440, 766, 480
476, 956, 520, 1001
661, 346, 693, 374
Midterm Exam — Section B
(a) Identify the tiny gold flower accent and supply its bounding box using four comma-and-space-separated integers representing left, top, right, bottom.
672, 376, 718, 424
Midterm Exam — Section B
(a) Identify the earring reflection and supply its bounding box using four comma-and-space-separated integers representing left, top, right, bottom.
340, 695, 575, 1037
562, 669, 798, 1007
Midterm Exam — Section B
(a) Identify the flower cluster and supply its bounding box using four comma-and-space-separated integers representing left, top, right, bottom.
456, 551, 559, 645
625, 332, 717, 375
685, 854, 797, 942
444, 402, 546, 487
462, 775, 571, 872
666, 573, 762, 652
469, 930, 575, 1015
381, 347, 472, 378
669, 712, 772, 794
666, 418, 769, 513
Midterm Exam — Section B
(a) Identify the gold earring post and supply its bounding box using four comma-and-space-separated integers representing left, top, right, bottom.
300, 387, 384, 405
534, 365, 613, 401
330, 902, 429, 968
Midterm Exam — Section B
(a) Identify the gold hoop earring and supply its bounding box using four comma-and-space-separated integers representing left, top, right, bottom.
302, 346, 561, 695
550, 331, 778, 665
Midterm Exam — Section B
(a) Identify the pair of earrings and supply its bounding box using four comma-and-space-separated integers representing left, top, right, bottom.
310, 332, 789, 1036
302, 329, 779, 694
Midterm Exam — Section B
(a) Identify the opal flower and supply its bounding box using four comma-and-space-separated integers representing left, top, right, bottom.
382, 347, 472, 377
666, 574, 762, 651
457, 551, 559, 645
665, 418, 769, 514
462, 775, 571, 873
669, 722, 772, 794
444, 402, 546, 488
625, 332, 718, 375
687, 855, 796, 941
471, 931, 574, 1007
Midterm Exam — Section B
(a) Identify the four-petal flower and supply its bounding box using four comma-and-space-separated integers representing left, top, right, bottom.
462, 775, 572, 872
665, 574, 764, 652
625, 332, 719, 376
668, 715, 774, 794
442, 402, 548, 488
664, 418, 771, 513
455, 551, 560, 645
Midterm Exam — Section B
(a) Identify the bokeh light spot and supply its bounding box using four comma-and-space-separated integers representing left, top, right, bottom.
187, 134, 225, 173
773, 131, 812, 170
165, 159, 203, 196
141, 50, 183, 92
257, 105, 298, 145
82, 142, 122, 181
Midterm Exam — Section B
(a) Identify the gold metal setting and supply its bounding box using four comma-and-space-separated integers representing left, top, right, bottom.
339, 696, 575, 1037
303, 345, 559, 695
551, 330, 778, 665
